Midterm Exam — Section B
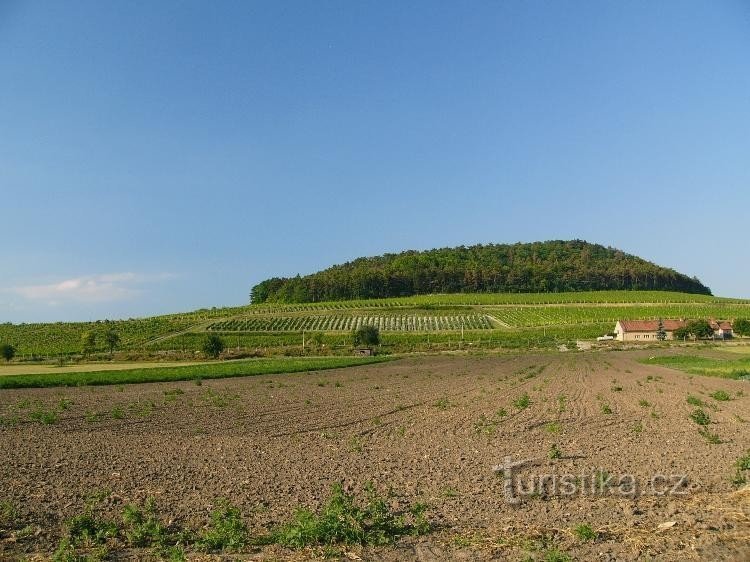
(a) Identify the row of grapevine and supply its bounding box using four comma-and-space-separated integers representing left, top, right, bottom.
206, 314, 493, 333
491, 304, 750, 328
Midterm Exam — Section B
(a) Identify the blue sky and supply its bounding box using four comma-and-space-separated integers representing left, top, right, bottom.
1, 1, 749, 322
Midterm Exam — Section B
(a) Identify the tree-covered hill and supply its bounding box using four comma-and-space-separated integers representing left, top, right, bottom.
250, 240, 711, 303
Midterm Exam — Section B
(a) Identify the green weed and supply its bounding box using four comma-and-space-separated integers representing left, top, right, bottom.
196, 499, 248, 552
573, 523, 598, 542
513, 393, 531, 410
548, 443, 562, 460
270, 483, 429, 548
690, 408, 710, 426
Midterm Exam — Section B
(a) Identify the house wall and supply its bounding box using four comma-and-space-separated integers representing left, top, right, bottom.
617, 330, 675, 342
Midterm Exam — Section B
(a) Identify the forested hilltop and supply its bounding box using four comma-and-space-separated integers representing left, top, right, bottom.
250, 240, 711, 303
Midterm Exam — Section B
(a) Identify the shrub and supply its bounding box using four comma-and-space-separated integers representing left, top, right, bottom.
1, 343, 16, 362
202, 335, 226, 359
710, 390, 731, 401
352, 325, 380, 347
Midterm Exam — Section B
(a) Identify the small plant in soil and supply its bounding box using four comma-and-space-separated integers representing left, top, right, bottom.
349, 436, 363, 452
163, 388, 184, 402
57, 398, 74, 410
638, 399, 651, 408
545, 421, 561, 434
543, 548, 572, 562
594, 470, 612, 490
513, 393, 531, 410
573, 523, 598, 542
85, 411, 102, 423
690, 408, 710, 426
0, 501, 19, 528
196, 499, 248, 552
686, 395, 705, 407
732, 451, 750, 486
434, 397, 451, 410
29, 407, 58, 425
698, 427, 722, 444
548, 443, 562, 459
710, 390, 731, 401
557, 394, 567, 413
473, 414, 497, 435
600, 403, 613, 415
121, 498, 168, 547
66, 510, 119, 546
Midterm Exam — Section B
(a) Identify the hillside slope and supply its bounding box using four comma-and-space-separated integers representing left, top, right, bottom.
250, 240, 711, 303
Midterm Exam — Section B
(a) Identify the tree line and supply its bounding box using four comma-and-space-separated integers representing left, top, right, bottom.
250, 240, 711, 303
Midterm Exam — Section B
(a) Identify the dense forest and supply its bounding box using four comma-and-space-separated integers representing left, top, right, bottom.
250, 240, 711, 303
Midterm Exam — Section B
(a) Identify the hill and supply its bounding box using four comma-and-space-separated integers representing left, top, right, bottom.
250, 240, 711, 303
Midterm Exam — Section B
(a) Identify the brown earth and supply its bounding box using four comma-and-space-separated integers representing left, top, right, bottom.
1, 350, 749, 561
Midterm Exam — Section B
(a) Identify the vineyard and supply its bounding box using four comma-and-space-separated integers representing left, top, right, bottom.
206, 314, 494, 332
2, 291, 749, 356
0, 317, 193, 356
487, 303, 750, 328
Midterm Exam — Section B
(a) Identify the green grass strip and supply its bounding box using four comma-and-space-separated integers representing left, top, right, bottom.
0, 356, 393, 389
641, 355, 750, 380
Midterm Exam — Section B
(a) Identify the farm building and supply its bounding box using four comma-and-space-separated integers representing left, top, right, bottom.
613, 320, 686, 341
709, 320, 734, 339
614, 319, 734, 341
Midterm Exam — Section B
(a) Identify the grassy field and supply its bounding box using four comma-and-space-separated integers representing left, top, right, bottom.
2, 290, 748, 356
0, 356, 391, 389
0, 361, 216, 376
642, 354, 750, 379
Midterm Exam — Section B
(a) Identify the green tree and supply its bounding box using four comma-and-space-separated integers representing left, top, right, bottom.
734, 319, 750, 337
656, 318, 667, 341
202, 334, 226, 359
102, 329, 120, 356
676, 320, 714, 341
673, 326, 690, 340
688, 320, 714, 340
81, 331, 97, 356
1, 343, 16, 362
352, 325, 380, 347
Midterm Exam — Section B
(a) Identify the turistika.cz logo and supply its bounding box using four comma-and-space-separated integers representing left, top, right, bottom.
493, 457, 691, 504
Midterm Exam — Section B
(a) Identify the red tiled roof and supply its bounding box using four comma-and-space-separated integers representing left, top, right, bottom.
719, 322, 733, 330
617, 320, 687, 332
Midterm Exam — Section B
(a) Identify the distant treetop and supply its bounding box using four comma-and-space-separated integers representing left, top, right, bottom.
250, 240, 711, 303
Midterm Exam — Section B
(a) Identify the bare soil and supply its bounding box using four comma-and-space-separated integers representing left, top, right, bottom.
1, 349, 749, 561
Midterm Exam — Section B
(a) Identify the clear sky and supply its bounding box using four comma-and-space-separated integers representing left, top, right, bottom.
1, 1, 749, 322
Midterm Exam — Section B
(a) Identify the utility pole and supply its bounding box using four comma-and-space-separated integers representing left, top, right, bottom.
302, 330, 305, 353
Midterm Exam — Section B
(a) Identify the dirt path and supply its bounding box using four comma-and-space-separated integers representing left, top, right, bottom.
1, 350, 748, 560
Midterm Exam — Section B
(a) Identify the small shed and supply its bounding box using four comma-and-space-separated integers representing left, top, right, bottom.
354, 348, 373, 357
